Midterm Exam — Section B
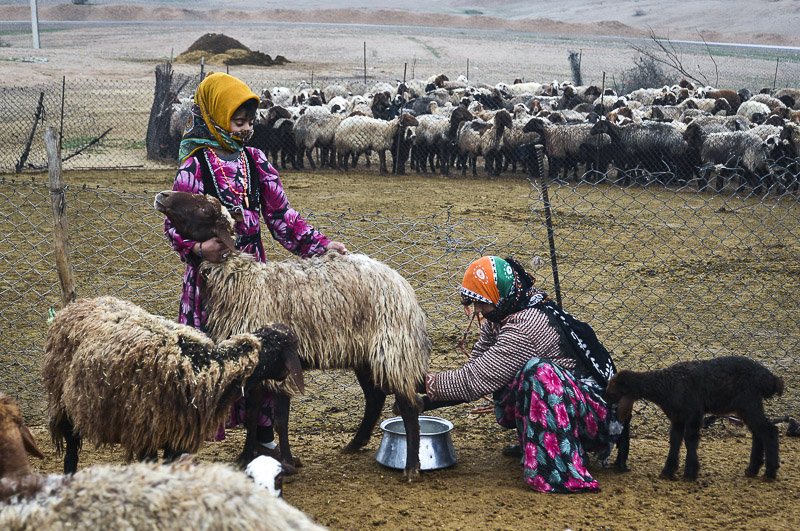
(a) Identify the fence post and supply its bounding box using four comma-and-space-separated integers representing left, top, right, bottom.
15, 91, 45, 173
535, 144, 562, 307
45, 127, 76, 308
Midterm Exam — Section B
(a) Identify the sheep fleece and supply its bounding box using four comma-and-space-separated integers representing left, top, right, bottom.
43, 296, 266, 459
200, 252, 431, 400
0, 461, 326, 530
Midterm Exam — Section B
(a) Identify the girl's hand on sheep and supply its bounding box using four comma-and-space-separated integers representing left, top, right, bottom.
325, 241, 349, 255
196, 237, 230, 263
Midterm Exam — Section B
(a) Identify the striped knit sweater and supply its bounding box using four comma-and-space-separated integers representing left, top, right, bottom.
426, 306, 576, 402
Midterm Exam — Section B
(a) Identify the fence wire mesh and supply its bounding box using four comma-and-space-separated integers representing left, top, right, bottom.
1, 74, 799, 439
1, 172, 797, 439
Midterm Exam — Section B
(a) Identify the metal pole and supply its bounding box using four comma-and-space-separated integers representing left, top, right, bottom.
29, 0, 40, 49
773, 57, 779, 91
535, 145, 562, 307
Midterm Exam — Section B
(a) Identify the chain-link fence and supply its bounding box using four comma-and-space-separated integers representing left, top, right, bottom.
1, 73, 799, 438
1, 168, 798, 438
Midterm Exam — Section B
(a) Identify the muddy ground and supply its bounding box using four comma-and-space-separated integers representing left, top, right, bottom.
6, 168, 799, 531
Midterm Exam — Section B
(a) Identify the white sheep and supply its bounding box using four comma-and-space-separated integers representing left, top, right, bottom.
154, 190, 432, 481
334, 113, 419, 173
294, 110, 344, 170
43, 296, 303, 473
737, 100, 772, 123
0, 393, 325, 529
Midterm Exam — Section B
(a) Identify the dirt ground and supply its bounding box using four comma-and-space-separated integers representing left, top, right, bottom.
26, 420, 800, 531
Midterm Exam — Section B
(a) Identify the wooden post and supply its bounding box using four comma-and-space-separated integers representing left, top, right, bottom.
363, 42, 367, 84
200, 56, 205, 80
15, 91, 45, 173
45, 127, 76, 308
403, 63, 407, 83
466, 58, 469, 80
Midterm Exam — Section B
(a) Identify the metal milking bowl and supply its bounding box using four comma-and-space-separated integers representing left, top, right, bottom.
375, 416, 457, 471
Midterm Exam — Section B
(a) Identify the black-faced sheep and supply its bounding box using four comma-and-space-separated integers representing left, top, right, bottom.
154, 191, 432, 481
252, 106, 298, 170
605, 356, 784, 480
590, 118, 695, 185
43, 296, 303, 473
0, 402, 325, 530
456, 109, 513, 176
683, 123, 776, 194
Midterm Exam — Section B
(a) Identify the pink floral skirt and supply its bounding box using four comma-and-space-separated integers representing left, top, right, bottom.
494, 358, 611, 493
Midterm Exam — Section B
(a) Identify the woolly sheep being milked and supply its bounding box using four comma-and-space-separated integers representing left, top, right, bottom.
605, 356, 784, 480
0, 397, 326, 530
43, 296, 304, 473
154, 190, 432, 481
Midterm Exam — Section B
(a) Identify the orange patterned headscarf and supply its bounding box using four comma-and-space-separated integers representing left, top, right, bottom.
460, 256, 515, 305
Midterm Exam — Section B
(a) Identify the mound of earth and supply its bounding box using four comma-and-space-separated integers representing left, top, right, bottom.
175, 33, 289, 67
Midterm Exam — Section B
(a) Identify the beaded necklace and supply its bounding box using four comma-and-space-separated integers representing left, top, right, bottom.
204, 148, 251, 209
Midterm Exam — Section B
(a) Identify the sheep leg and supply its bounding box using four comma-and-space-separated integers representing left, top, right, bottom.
614, 418, 631, 472
61, 416, 81, 474
379, 151, 389, 174
343, 366, 386, 453
304, 147, 316, 170
682, 416, 703, 480
237, 384, 274, 469
396, 394, 422, 482
272, 392, 302, 470
743, 406, 779, 479
661, 420, 684, 479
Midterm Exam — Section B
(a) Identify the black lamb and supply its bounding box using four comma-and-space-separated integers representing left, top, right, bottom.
605, 355, 784, 481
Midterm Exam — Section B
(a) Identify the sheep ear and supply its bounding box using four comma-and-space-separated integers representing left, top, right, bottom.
286, 354, 305, 394
616, 395, 635, 422
21, 425, 45, 459
217, 231, 237, 252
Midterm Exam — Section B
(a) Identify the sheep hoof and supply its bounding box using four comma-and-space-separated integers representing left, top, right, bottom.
659, 471, 678, 481
341, 442, 365, 454
280, 461, 299, 476
745, 467, 759, 478
403, 468, 421, 483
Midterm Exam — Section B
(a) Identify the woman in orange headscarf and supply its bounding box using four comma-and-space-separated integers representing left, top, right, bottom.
163, 73, 347, 464
422, 256, 623, 493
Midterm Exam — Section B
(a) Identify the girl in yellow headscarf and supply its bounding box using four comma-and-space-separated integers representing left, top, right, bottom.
163, 73, 347, 467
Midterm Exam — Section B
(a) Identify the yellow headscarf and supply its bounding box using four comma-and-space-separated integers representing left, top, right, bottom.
179, 72, 260, 162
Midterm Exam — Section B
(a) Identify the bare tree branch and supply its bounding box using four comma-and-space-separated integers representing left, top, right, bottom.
627, 27, 710, 86
697, 29, 719, 87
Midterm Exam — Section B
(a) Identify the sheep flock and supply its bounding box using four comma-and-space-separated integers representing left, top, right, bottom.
168, 75, 800, 195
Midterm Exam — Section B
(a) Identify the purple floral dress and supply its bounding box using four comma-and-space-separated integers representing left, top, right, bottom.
165, 146, 330, 436
494, 357, 611, 493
